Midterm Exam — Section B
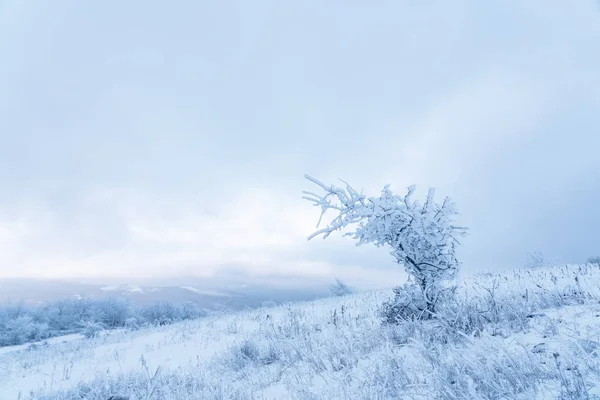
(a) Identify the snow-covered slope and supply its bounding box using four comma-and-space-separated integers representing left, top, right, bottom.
2, 264, 600, 399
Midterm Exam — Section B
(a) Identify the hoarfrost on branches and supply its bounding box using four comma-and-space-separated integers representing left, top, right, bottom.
302, 174, 467, 315
329, 279, 354, 297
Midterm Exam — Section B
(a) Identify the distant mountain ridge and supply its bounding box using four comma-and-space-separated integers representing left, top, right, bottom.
0, 277, 330, 311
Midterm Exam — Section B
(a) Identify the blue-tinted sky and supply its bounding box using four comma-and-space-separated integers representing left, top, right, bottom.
1, 1, 599, 287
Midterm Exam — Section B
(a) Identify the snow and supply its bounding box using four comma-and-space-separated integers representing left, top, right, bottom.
180, 286, 229, 296
100, 284, 144, 293
0, 334, 83, 357
124, 284, 143, 293
2, 263, 600, 399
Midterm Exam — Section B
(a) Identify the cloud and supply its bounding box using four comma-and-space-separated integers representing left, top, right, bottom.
0, 1, 599, 286
0, 184, 407, 289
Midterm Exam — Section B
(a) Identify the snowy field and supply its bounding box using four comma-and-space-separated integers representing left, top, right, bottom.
2, 264, 600, 399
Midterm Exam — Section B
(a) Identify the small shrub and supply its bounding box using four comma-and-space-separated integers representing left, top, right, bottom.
94, 298, 132, 328
124, 317, 140, 331
527, 250, 549, 268
179, 302, 207, 320
229, 339, 280, 371
329, 279, 354, 297
139, 301, 181, 326
586, 256, 600, 266
380, 283, 430, 323
81, 320, 105, 339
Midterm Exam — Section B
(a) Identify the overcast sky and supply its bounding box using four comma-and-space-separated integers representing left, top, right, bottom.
0, 1, 599, 288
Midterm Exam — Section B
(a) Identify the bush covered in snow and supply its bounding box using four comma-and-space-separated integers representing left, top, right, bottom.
328, 279, 355, 297
81, 320, 104, 339
587, 256, 600, 266
527, 250, 551, 268
0, 297, 208, 347
0, 313, 49, 346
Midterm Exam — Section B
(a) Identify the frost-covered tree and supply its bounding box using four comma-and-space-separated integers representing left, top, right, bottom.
139, 301, 182, 326
179, 301, 208, 320
302, 174, 467, 316
40, 298, 94, 332
94, 297, 132, 328
80, 320, 104, 339
526, 250, 549, 268
0, 315, 48, 346
0, 296, 209, 347
329, 279, 354, 297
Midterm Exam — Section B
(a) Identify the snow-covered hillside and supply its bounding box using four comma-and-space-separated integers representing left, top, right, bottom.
2, 264, 600, 399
